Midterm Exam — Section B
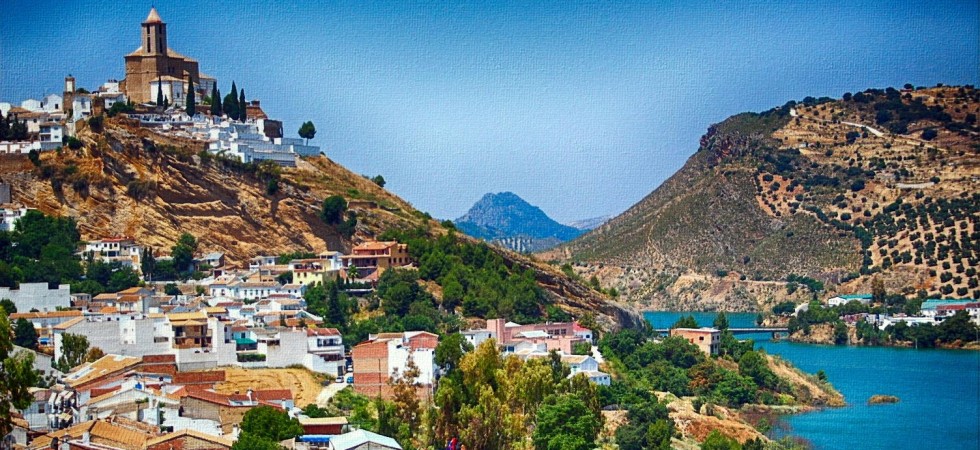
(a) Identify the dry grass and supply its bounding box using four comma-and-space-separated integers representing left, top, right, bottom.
213, 367, 326, 407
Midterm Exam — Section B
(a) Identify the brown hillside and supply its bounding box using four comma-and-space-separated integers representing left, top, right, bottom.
0, 117, 641, 329
544, 86, 980, 311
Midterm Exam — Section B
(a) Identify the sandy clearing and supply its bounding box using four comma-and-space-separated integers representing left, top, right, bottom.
213, 367, 325, 407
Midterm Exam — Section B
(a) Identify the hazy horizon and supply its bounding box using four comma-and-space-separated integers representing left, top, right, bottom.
2, 0, 977, 223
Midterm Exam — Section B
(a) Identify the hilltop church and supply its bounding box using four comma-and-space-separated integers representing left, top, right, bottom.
120, 7, 215, 105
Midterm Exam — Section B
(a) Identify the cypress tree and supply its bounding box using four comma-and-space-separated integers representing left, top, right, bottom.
0, 113, 8, 141
210, 82, 222, 116
156, 76, 164, 107
186, 76, 196, 117
239, 89, 247, 121
223, 82, 239, 120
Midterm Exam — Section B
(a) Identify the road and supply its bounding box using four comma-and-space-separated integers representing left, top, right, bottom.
315, 381, 349, 407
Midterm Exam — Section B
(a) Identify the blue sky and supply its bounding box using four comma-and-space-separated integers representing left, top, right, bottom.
1, 1, 977, 222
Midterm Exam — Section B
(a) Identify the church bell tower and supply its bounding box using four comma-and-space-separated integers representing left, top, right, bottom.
141, 7, 168, 55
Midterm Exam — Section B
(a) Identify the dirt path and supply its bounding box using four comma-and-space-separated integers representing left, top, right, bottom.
315, 381, 350, 407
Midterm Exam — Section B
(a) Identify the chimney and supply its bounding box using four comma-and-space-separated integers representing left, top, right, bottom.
82, 432, 90, 443
246, 388, 253, 403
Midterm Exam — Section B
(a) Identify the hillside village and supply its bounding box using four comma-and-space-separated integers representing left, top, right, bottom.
0, 9, 625, 449
0, 8, 319, 167
2, 6, 977, 450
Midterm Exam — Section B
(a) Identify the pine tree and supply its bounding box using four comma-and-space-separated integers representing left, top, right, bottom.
156, 76, 164, 106
210, 82, 222, 116
186, 76, 196, 117
239, 89, 247, 121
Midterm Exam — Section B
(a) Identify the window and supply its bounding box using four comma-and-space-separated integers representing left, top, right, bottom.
699, 336, 704, 341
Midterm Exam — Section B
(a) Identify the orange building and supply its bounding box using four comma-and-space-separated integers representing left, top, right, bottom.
341, 241, 411, 270
670, 327, 720, 356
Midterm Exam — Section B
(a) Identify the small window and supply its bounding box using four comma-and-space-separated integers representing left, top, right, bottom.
698, 336, 704, 341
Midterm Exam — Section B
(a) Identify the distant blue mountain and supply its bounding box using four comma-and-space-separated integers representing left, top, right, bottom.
454, 192, 584, 252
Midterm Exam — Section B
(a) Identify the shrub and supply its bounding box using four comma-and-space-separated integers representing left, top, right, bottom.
126, 179, 157, 201
67, 137, 83, 150
88, 115, 104, 133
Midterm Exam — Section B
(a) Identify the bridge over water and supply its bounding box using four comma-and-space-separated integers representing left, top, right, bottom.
655, 327, 789, 337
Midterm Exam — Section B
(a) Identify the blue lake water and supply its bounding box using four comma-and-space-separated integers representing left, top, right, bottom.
644, 312, 980, 450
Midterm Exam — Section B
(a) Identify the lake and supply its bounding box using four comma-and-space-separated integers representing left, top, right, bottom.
644, 312, 980, 450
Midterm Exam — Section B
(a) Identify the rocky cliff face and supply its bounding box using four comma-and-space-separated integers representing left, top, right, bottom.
544, 86, 980, 311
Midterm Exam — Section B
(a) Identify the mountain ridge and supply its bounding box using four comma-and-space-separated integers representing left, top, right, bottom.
455, 191, 584, 252
542, 85, 980, 311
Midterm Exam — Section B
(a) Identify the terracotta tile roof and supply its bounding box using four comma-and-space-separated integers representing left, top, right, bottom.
299, 416, 348, 426
64, 355, 142, 389
141, 354, 177, 364
90, 420, 150, 449
29, 419, 153, 450
53, 316, 85, 330
306, 327, 341, 336
353, 241, 398, 251
173, 370, 226, 385
252, 389, 292, 402
117, 287, 145, 295
10, 310, 82, 320
145, 429, 233, 449
167, 311, 207, 321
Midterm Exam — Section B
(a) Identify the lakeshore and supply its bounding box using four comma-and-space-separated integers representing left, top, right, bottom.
645, 311, 980, 449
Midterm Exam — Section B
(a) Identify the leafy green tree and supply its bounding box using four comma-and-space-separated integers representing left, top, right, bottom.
702, 430, 742, 450
772, 301, 796, 315
299, 121, 316, 145
936, 310, 979, 343
231, 433, 281, 450
713, 312, 730, 331
645, 419, 673, 450
434, 333, 472, 374
186, 76, 196, 116
737, 350, 777, 390
532, 394, 601, 450
833, 322, 849, 345
325, 281, 347, 328
371, 175, 386, 187
240, 405, 304, 441
0, 299, 16, 315
872, 277, 886, 303
320, 195, 347, 224
164, 283, 181, 296
671, 315, 698, 329
171, 232, 197, 275
13, 318, 38, 350
56, 333, 90, 372
107, 268, 141, 292
0, 310, 39, 436
210, 82, 222, 116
